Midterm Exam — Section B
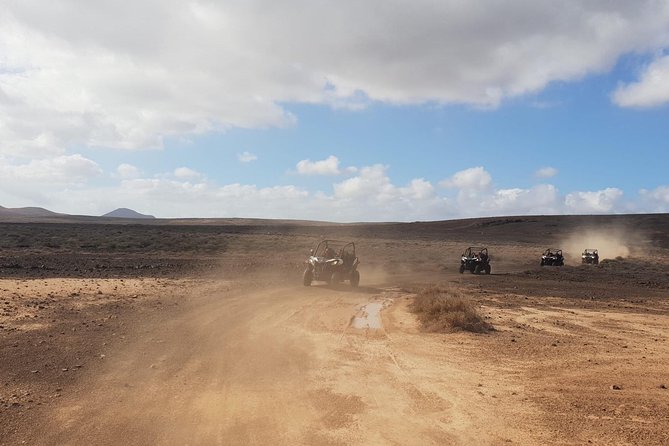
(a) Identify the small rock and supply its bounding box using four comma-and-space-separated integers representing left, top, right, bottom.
659, 384, 667, 389
61, 368, 68, 372
610, 385, 622, 390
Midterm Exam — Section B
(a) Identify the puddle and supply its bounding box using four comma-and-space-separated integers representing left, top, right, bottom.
351, 302, 384, 329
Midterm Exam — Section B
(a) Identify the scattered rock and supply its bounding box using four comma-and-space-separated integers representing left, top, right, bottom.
610, 385, 622, 391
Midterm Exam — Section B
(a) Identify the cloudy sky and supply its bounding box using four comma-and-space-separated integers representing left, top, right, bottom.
1, 0, 668, 221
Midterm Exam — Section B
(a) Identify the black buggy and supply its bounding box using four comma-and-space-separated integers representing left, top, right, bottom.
303, 240, 360, 287
541, 248, 564, 266
459, 247, 491, 274
581, 249, 599, 265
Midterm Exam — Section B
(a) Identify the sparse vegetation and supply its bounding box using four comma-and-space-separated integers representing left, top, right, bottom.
409, 285, 492, 333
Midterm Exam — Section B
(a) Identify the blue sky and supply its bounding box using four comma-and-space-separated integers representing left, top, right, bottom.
1, 1, 669, 221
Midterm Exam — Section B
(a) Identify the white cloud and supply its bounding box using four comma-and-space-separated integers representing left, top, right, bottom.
1, 1, 669, 154
535, 166, 558, 178
613, 55, 669, 107
173, 167, 202, 180
0, 154, 102, 184
0, 154, 102, 206
331, 165, 443, 220
296, 155, 341, 176
440, 167, 492, 190
237, 151, 258, 163
116, 163, 140, 179
482, 184, 560, 215
0, 154, 664, 221
639, 185, 669, 212
565, 187, 624, 213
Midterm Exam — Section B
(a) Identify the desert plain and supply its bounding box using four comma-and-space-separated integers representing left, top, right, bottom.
1, 214, 669, 445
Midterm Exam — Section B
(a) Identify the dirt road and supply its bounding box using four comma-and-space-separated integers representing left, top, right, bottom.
13, 279, 537, 446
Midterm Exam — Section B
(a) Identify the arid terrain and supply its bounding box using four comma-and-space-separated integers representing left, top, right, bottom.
1, 214, 669, 445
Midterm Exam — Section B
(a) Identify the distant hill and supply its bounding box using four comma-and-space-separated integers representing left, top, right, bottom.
102, 208, 155, 219
0, 205, 61, 217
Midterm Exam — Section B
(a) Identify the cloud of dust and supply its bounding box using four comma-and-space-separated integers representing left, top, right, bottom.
360, 264, 392, 286
562, 228, 643, 261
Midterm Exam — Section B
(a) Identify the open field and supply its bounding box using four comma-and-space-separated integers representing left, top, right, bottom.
1, 214, 669, 445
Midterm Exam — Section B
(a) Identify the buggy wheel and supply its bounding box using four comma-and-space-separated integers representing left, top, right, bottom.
331, 271, 343, 285
350, 270, 360, 287
302, 269, 313, 286
474, 265, 482, 275
540, 260, 544, 266
484, 264, 491, 275
459, 264, 465, 274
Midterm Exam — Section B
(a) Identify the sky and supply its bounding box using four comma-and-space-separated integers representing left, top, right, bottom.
1, 0, 669, 222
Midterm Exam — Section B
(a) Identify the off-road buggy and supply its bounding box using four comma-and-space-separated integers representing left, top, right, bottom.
541, 249, 564, 266
581, 249, 599, 265
303, 240, 360, 287
459, 247, 491, 274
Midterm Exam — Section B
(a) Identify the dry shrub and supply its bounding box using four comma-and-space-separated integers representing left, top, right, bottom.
409, 285, 492, 333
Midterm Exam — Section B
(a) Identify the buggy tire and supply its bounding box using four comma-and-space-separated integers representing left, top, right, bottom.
303, 269, 313, 287
350, 270, 360, 287
484, 264, 491, 275
474, 265, 482, 275
459, 264, 465, 274
331, 271, 343, 285
540, 260, 545, 266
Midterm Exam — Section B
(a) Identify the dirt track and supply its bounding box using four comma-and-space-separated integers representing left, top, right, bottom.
2, 215, 669, 445
5, 279, 540, 445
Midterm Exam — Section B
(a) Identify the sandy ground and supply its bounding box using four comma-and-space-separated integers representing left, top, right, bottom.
1, 215, 669, 445
2, 271, 668, 445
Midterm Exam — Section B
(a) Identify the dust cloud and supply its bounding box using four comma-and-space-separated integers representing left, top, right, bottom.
562, 228, 642, 261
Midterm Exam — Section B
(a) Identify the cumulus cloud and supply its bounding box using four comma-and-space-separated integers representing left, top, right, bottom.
237, 151, 258, 163
0, 154, 102, 184
116, 163, 141, 179
639, 185, 669, 212
486, 185, 561, 214
535, 166, 558, 178
613, 54, 669, 107
173, 167, 202, 180
2, 1, 669, 154
296, 156, 342, 176
330, 165, 443, 220
565, 187, 624, 213
440, 167, 492, 190
0, 153, 663, 221
0, 154, 102, 206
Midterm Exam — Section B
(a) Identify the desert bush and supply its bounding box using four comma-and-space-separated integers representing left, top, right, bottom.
409, 285, 492, 333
